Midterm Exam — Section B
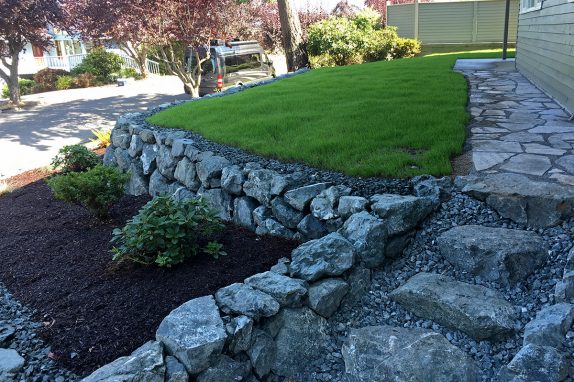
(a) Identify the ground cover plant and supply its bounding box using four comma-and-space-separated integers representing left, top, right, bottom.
149, 50, 514, 178
0, 178, 298, 374
51, 144, 101, 173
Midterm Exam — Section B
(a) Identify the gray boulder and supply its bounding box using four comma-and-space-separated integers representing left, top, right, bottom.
308, 278, 349, 318
259, 219, 296, 239
157, 145, 178, 179
198, 188, 233, 221
244, 169, 290, 206
297, 214, 329, 241
172, 187, 196, 202
253, 206, 272, 227
171, 139, 195, 158
114, 147, 132, 171
139, 129, 156, 144
461, 173, 574, 227
284, 183, 332, 211
270, 257, 290, 275
165, 356, 188, 382
149, 170, 171, 196
128, 135, 144, 157
370, 194, 433, 236
339, 211, 387, 268
196, 355, 250, 382
342, 326, 479, 382
245, 271, 308, 307
343, 267, 371, 305
385, 231, 415, 259
80, 341, 165, 382
111, 129, 131, 148
497, 344, 569, 382
247, 329, 275, 379
523, 303, 574, 348
141, 144, 158, 175
215, 283, 280, 320
174, 157, 201, 191
127, 163, 149, 196
555, 271, 574, 303
271, 197, 305, 229
221, 165, 245, 195
437, 225, 548, 285
156, 296, 227, 375
412, 175, 452, 206
310, 186, 351, 220
103, 146, 117, 167
225, 315, 253, 355
337, 196, 369, 219
290, 233, 356, 282
390, 272, 518, 340
233, 196, 259, 230
196, 156, 230, 188
270, 307, 329, 378
0, 325, 15, 347
0, 349, 24, 379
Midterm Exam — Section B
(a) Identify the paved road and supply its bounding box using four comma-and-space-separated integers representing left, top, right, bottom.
0, 76, 188, 179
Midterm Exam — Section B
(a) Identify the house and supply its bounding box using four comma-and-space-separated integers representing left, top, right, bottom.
515, 0, 574, 113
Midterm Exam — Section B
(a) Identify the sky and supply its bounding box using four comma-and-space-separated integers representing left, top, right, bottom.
294, 0, 365, 11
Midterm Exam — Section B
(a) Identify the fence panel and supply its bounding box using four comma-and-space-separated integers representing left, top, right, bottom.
388, 0, 519, 44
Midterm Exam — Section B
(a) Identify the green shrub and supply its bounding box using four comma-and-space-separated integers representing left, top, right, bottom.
119, 68, 142, 79
47, 165, 129, 219
73, 73, 96, 88
392, 37, 422, 59
307, 8, 420, 67
56, 75, 76, 90
33, 68, 70, 91
1, 78, 36, 98
90, 128, 112, 148
111, 196, 225, 267
71, 47, 123, 83
51, 144, 101, 173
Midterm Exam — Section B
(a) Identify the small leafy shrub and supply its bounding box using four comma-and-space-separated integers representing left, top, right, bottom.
392, 38, 422, 59
73, 73, 96, 88
71, 47, 123, 83
111, 196, 225, 267
2, 79, 36, 98
119, 68, 142, 79
47, 165, 129, 219
56, 75, 76, 90
307, 8, 420, 67
51, 144, 101, 173
33, 68, 69, 91
90, 128, 112, 148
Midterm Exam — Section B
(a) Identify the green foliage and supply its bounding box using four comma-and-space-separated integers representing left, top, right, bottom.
51, 144, 101, 173
90, 128, 112, 148
73, 73, 96, 88
111, 196, 225, 267
33, 68, 70, 91
47, 165, 129, 219
204, 241, 227, 259
392, 38, 422, 59
56, 75, 76, 90
71, 47, 123, 82
2, 78, 36, 98
307, 9, 420, 67
119, 68, 142, 79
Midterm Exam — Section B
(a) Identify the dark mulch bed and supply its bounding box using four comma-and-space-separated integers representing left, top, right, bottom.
0, 180, 298, 376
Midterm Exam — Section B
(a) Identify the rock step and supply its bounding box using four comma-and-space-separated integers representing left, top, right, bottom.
459, 173, 574, 227
437, 225, 547, 286
342, 325, 479, 382
390, 272, 518, 340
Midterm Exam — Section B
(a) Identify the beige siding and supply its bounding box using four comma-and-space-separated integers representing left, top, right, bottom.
388, 0, 519, 44
517, 0, 574, 113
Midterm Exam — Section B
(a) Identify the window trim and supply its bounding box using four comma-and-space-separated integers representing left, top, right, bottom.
520, 0, 542, 14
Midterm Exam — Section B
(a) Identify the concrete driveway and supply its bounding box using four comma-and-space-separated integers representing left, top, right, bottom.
0, 75, 188, 179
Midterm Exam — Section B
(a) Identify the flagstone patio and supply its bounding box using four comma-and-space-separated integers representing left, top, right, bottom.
455, 59, 574, 185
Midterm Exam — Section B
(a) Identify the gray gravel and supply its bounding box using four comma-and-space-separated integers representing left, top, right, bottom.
0, 283, 78, 382
298, 191, 574, 382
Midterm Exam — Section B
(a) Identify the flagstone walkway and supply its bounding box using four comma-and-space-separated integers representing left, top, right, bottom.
455, 59, 574, 185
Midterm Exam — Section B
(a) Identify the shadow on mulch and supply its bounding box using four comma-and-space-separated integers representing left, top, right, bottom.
0, 180, 298, 376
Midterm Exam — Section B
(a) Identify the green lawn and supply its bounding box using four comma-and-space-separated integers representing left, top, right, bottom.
149, 49, 515, 178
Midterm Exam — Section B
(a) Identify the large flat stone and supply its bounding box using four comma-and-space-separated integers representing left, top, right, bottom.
215, 283, 280, 320
497, 344, 569, 382
523, 303, 574, 348
461, 173, 574, 226
390, 273, 518, 340
369, 194, 433, 236
156, 296, 227, 375
437, 225, 547, 285
472, 152, 515, 171
499, 154, 551, 176
500, 132, 544, 143
244, 271, 307, 307
342, 325, 479, 382
472, 140, 523, 153
523, 143, 566, 156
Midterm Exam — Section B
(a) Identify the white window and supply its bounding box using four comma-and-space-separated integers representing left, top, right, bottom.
520, 0, 542, 13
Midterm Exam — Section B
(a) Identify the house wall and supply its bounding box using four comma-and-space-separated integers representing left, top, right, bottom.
388, 0, 519, 44
516, 0, 574, 113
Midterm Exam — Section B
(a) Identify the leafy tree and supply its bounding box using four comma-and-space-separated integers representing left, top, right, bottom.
0, 0, 63, 104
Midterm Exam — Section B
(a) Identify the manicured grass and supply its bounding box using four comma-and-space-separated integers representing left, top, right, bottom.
149, 49, 515, 178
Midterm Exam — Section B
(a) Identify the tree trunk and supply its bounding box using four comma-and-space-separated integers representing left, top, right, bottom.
277, 0, 308, 72
7, 53, 21, 104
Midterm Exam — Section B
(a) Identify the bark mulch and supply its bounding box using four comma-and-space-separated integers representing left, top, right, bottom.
0, 179, 298, 376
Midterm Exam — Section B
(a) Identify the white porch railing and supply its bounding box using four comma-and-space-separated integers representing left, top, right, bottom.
33, 53, 161, 75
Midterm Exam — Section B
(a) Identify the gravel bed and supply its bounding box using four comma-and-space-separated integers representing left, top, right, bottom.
299, 191, 574, 382
132, 109, 413, 198
0, 283, 78, 382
